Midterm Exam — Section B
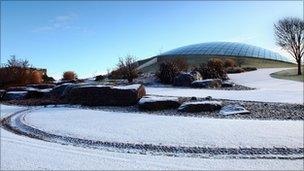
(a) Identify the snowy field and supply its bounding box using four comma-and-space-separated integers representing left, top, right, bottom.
1, 105, 303, 170
24, 107, 303, 148
146, 68, 303, 104
1, 69, 304, 170
0, 105, 28, 118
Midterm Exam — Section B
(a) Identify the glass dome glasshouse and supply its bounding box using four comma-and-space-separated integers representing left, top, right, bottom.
157, 42, 293, 63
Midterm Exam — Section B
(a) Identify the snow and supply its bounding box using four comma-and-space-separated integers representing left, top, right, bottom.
1, 105, 303, 170
192, 79, 221, 83
114, 84, 142, 90
0, 105, 28, 117
24, 107, 303, 148
5, 91, 27, 94
146, 68, 303, 104
179, 100, 222, 105
2, 129, 302, 170
138, 96, 179, 104
75, 84, 142, 90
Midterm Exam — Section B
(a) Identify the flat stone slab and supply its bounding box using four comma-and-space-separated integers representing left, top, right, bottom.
191, 79, 222, 88
2, 91, 28, 101
219, 105, 250, 116
138, 96, 182, 111
178, 101, 222, 112
66, 84, 146, 106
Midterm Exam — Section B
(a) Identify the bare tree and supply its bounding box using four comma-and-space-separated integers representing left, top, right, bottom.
274, 17, 304, 75
7, 55, 30, 68
117, 55, 139, 83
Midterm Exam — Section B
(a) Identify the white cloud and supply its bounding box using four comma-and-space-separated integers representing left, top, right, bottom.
33, 12, 78, 32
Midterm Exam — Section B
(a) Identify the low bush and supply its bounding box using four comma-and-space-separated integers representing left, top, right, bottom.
226, 67, 245, 74
224, 58, 236, 68
156, 58, 188, 84
95, 75, 105, 81
30, 71, 43, 84
196, 58, 227, 80
42, 74, 55, 83
242, 67, 257, 72
0, 67, 35, 88
171, 58, 188, 72
63, 71, 77, 81
157, 61, 179, 84
117, 56, 139, 83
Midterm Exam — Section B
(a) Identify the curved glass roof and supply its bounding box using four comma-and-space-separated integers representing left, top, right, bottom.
158, 42, 293, 63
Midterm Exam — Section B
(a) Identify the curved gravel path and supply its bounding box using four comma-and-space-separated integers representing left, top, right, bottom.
1, 107, 303, 160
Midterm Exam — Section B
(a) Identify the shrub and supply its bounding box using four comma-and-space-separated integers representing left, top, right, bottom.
226, 67, 245, 74
108, 69, 124, 79
42, 74, 55, 83
242, 67, 257, 72
116, 56, 139, 83
236, 58, 245, 67
171, 58, 188, 72
197, 58, 227, 80
0, 67, 32, 88
95, 75, 105, 81
63, 71, 77, 81
157, 61, 179, 84
156, 58, 188, 84
30, 71, 43, 84
224, 58, 236, 68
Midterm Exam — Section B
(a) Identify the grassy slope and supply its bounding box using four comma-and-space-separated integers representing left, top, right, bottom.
270, 67, 304, 82
139, 55, 297, 73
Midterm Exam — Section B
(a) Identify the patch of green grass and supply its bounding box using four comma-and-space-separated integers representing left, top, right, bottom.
270, 67, 304, 82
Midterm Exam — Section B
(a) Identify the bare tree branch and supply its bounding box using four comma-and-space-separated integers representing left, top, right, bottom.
274, 17, 304, 75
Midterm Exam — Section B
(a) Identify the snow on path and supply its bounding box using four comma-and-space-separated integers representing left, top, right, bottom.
0, 105, 28, 118
24, 107, 303, 148
1, 105, 303, 170
146, 68, 303, 104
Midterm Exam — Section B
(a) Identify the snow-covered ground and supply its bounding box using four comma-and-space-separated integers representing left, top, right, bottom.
24, 107, 303, 148
3, 129, 303, 170
1, 105, 303, 170
0, 105, 28, 118
146, 68, 303, 104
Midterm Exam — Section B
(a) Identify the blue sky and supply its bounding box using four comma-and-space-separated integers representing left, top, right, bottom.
1, 1, 303, 79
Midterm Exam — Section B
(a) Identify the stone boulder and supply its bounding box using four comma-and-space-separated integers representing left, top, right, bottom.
2, 91, 28, 101
7, 86, 28, 91
26, 88, 52, 99
50, 83, 74, 99
138, 96, 183, 111
219, 104, 250, 116
0, 90, 6, 100
178, 101, 222, 112
66, 84, 146, 106
191, 79, 222, 88
173, 71, 202, 87
173, 72, 195, 87
221, 80, 235, 87
27, 84, 55, 89
190, 71, 203, 80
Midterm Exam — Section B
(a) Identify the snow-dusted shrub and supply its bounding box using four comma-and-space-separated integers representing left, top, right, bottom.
63, 71, 77, 81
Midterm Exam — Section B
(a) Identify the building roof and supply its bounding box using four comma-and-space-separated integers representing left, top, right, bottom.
158, 42, 293, 63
